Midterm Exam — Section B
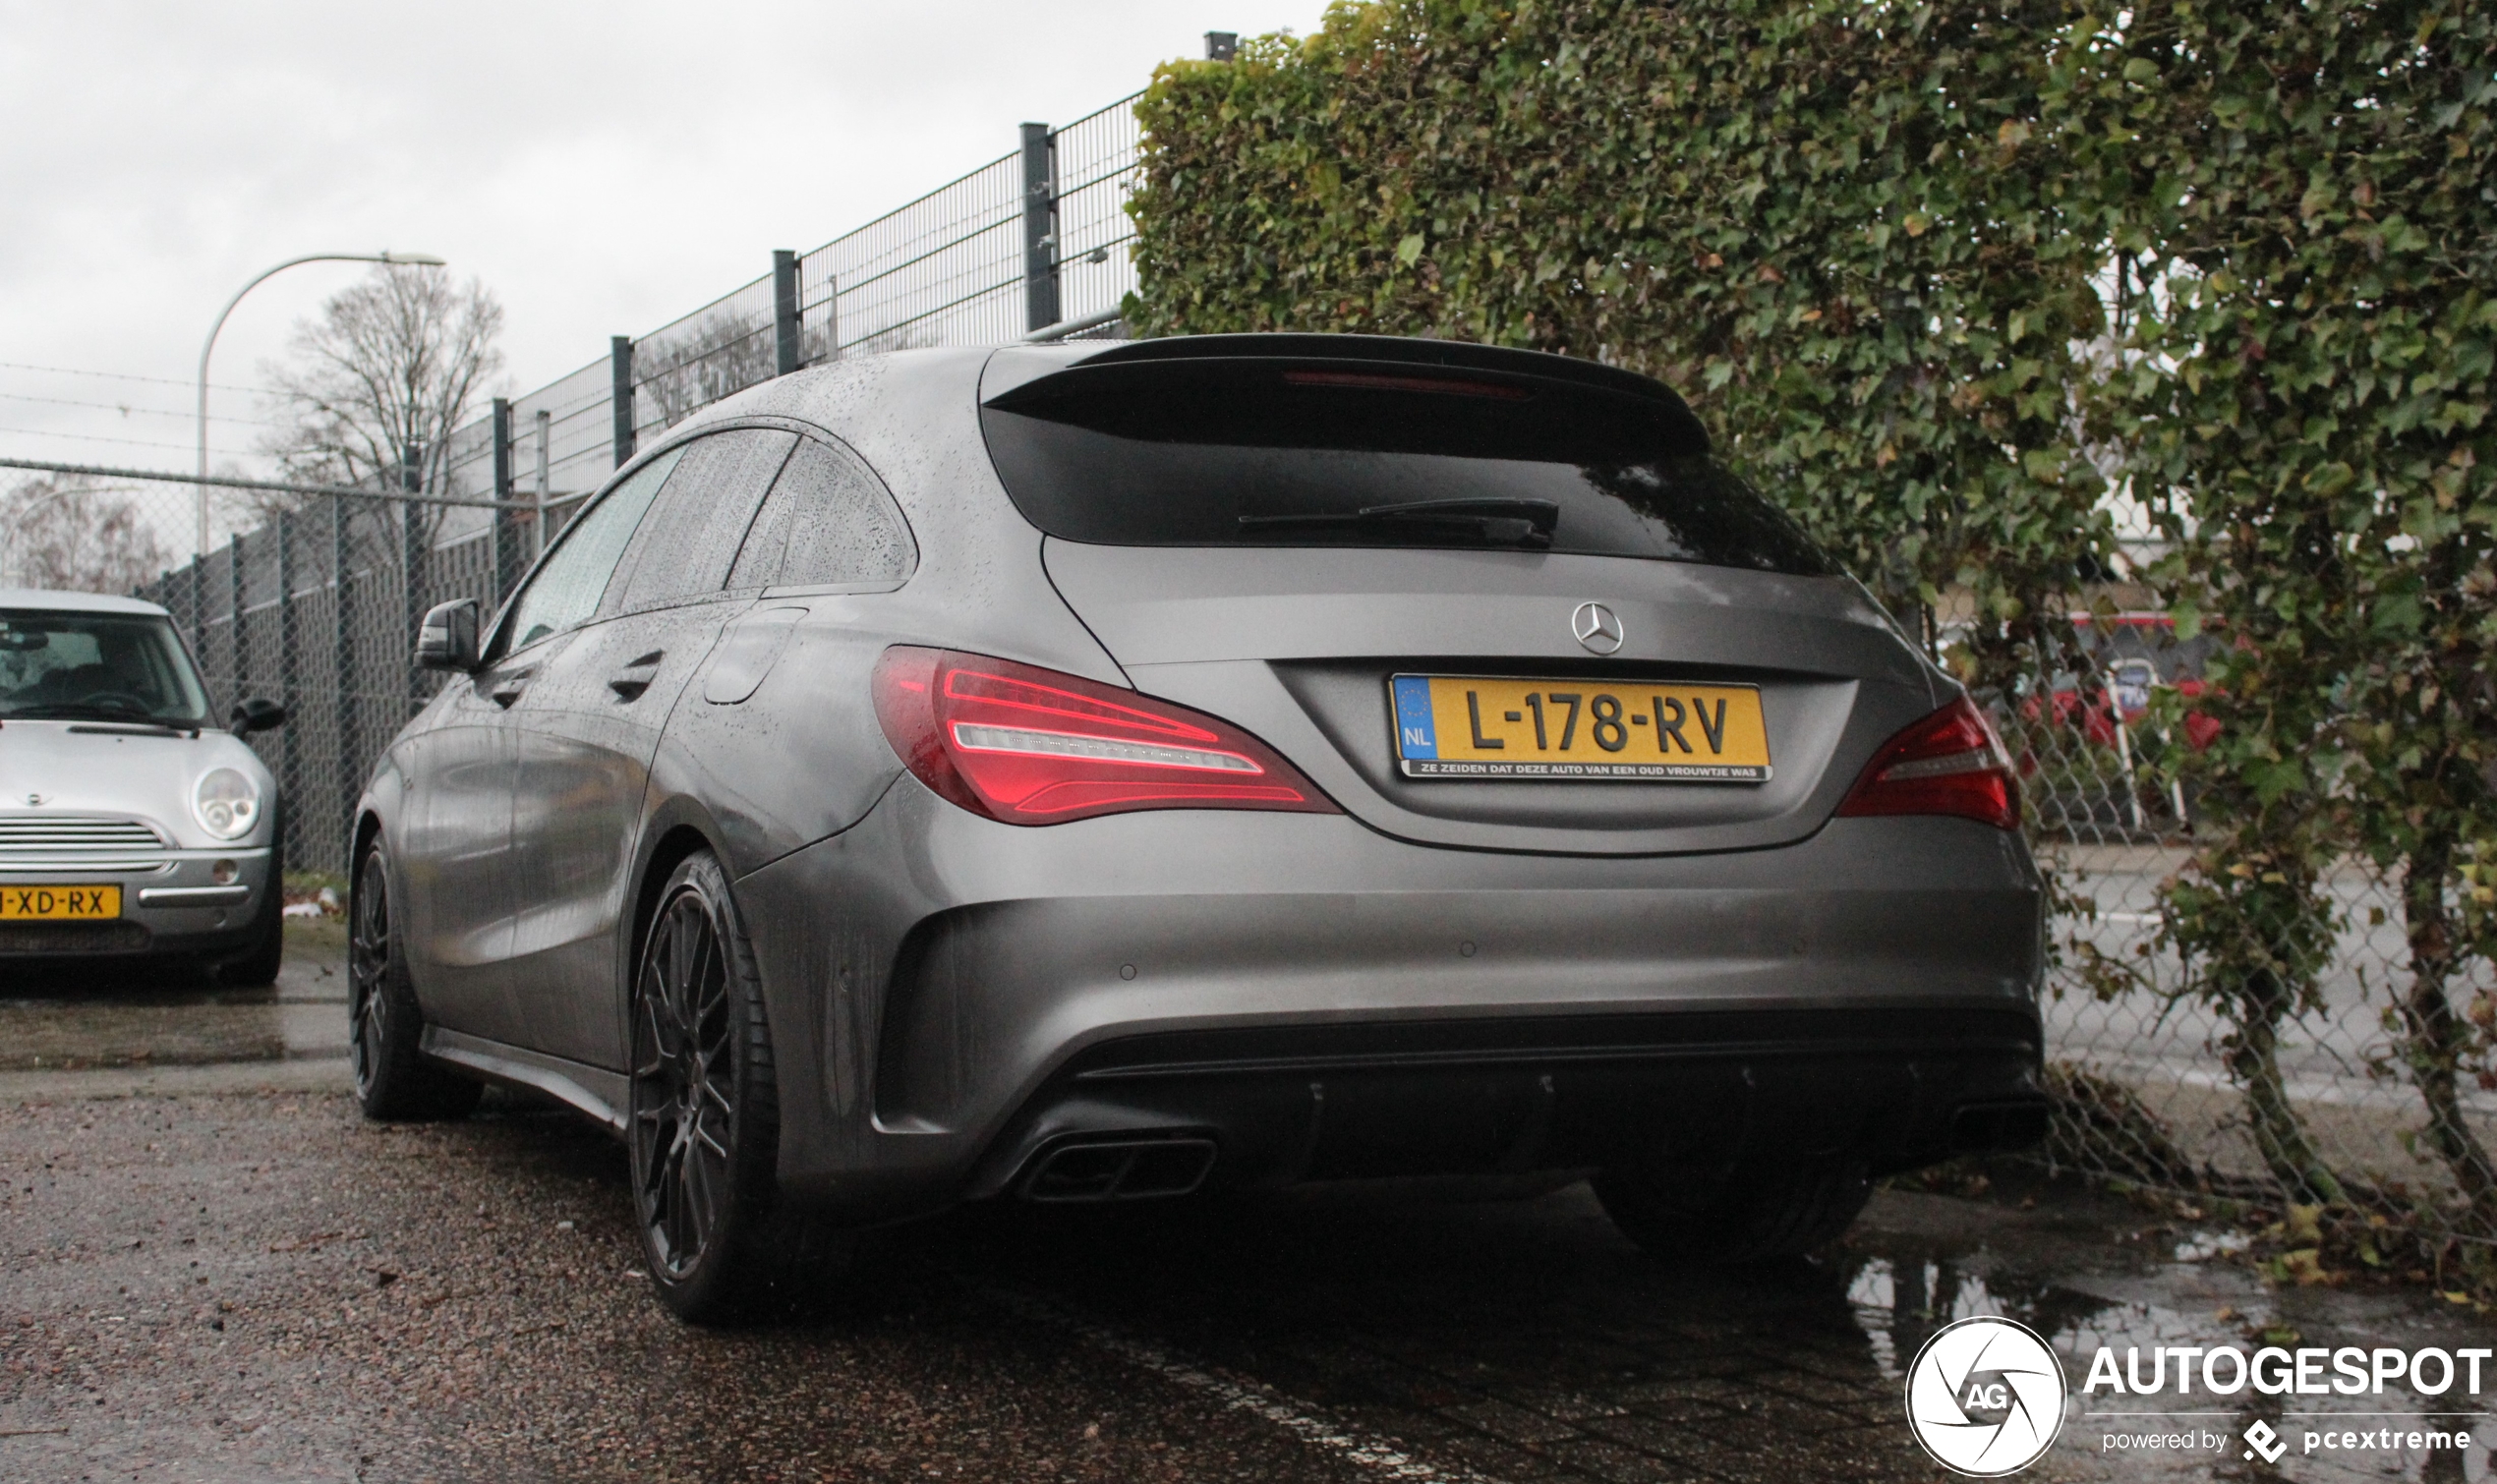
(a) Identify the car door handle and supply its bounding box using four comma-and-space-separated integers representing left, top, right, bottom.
486, 669, 533, 709
608, 652, 664, 701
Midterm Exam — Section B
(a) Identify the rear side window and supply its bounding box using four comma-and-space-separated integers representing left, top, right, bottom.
727, 438, 914, 590
980, 359, 1833, 576
605, 428, 798, 614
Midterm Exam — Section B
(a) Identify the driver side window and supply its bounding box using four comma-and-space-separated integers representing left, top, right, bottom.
497, 446, 686, 655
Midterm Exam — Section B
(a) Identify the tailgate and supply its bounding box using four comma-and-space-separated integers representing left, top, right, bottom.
1043, 541, 1939, 856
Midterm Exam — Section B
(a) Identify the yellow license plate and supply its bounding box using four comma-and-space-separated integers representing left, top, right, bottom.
1392, 675, 1772, 781
0, 884, 122, 920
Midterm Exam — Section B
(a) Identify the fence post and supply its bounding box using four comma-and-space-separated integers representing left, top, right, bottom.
610, 336, 637, 469
191, 555, 207, 679
332, 494, 358, 861
534, 408, 552, 557
1020, 122, 1060, 333
227, 529, 245, 713
401, 444, 424, 713
774, 250, 801, 376
491, 397, 517, 601
274, 510, 302, 868
825, 272, 842, 363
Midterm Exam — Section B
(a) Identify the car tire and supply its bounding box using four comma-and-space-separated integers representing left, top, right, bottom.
629, 849, 847, 1325
217, 821, 286, 988
1594, 1157, 1871, 1265
348, 838, 482, 1121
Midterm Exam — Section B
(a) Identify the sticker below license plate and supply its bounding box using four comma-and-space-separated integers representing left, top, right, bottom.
0, 884, 123, 920
1392, 675, 1771, 781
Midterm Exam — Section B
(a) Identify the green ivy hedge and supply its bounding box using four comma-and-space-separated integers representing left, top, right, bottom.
2077, 0, 2497, 1231
1127, 0, 2497, 1249
1128, 0, 2120, 674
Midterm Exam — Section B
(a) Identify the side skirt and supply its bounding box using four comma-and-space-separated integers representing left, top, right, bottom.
421, 1026, 629, 1137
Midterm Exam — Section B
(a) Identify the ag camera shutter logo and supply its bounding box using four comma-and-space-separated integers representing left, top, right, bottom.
1905, 1316, 2068, 1475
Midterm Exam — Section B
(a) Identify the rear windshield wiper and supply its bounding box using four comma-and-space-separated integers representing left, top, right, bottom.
1238, 497, 1560, 548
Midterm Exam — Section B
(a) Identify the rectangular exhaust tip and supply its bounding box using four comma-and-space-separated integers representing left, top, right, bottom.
1020, 1137, 1218, 1202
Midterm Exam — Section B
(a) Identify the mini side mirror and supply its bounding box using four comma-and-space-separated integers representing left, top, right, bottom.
416, 598, 481, 672
229, 697, 287, 734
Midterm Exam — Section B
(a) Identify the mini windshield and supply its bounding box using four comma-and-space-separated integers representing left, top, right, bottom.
0, 609, 212, 727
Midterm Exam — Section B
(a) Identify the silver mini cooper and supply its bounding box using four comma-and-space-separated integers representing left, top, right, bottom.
355, 334, 2049, 1322
0, 589, 287, 983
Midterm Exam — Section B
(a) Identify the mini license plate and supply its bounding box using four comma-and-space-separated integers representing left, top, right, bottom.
0, 884, 123, 920
1392, 675, 1772, 781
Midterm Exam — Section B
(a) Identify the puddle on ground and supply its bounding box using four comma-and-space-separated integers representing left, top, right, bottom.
0, 924, 345, 1069
934, 1172, 2497, 1484
1838, 1190, 2496, 1480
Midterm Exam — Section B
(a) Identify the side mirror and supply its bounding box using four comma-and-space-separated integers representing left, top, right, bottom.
416, 598, 481, 672
229, 697, 287, 734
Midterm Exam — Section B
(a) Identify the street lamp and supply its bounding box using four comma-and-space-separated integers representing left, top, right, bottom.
195, 251, 446, 556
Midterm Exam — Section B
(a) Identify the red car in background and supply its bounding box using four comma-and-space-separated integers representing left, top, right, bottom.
2034, 612, 2223, 752
1999, 612, 2223, 834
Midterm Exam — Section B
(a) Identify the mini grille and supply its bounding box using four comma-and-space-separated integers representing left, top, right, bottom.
0, 817, 168, 852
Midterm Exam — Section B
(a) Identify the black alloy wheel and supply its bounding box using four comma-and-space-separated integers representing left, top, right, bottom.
348, 863, 384, 1091
627, 850, 843, 1323
348, 842, 481, 1120
633, 883, 737, 1282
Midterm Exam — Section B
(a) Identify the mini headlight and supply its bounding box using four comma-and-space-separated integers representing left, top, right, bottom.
193, 768, 261, 840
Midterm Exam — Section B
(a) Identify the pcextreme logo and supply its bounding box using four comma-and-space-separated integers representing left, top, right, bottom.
1905, 1317, 2068, 1476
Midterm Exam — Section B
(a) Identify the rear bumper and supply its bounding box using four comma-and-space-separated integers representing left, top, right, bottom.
974, 1007, 2045, 1203
0, 848, 274, 960
734, 782, 2045, 1222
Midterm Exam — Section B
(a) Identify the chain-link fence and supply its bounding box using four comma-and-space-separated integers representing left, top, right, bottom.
2003, 617, 2497, 1267
21, 96, 1149, 885
123, 485, 510, 879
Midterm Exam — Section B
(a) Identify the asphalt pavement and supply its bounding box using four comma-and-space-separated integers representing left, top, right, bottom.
6, 924, 2497, 1484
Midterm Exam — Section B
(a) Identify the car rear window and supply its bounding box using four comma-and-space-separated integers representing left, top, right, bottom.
979, 357, 1834, 576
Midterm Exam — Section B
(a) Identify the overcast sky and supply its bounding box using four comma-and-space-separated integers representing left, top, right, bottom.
0, 0, 1326, 478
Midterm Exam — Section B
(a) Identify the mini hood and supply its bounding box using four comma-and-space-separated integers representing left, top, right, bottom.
0, 720, 277, 850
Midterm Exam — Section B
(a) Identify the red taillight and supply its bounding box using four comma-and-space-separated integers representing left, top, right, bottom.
1835, 696, 2020, 830
871, 647, 1340, 826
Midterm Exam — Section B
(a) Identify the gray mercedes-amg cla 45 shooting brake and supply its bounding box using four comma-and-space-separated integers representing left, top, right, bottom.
353, 333, 2048, 1321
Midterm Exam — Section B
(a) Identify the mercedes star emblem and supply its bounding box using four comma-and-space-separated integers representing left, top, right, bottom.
1571, 601, 1625, 655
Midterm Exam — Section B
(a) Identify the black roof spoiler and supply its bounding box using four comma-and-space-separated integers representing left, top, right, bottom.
1037, 333, 1711, 453
1069, 333, 1673, 402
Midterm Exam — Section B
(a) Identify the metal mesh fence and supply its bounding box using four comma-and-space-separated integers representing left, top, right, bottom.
2005, 619, 2496, 1265
1047, 93, 1146, 334
119, 486, 509, 879
53, 95, 1147, 888
631, 274, 781, 440
798, 151, 1028, 355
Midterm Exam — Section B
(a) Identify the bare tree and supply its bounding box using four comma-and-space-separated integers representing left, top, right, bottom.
635, 309, 842, 428
637, 310, 777, 429
0, 475, 173, 594
258, 265, 505, 509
